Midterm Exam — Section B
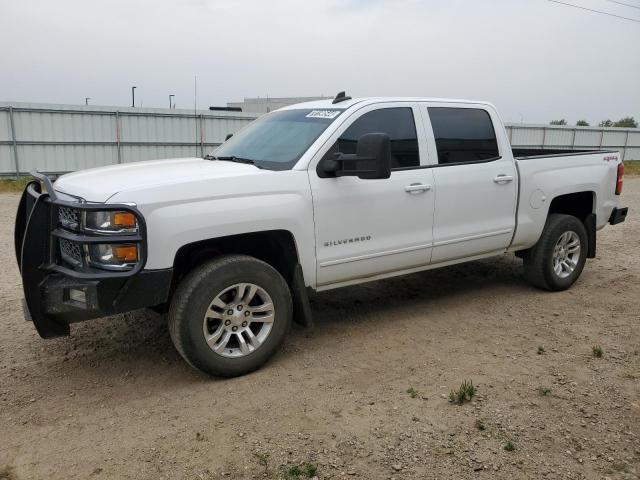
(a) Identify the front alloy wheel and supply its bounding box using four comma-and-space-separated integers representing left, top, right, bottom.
204, 283, 275, 358
169, 255, 292, 377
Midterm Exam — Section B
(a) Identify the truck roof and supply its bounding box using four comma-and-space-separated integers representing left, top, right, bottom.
279, 97, 494, 111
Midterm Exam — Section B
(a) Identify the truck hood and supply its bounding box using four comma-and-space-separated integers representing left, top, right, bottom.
54, 157, 264, 202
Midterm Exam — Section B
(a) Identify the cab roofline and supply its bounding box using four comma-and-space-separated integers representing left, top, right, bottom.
278, 97, 495, 111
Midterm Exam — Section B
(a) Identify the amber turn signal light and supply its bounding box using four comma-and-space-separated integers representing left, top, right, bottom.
113, 212, 137, 228
112, 245, 138, 262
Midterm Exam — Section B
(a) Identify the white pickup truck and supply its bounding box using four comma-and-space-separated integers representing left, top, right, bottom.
15, 93, 628, 377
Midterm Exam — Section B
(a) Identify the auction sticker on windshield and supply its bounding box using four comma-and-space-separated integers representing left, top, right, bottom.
306, 110, 341, 119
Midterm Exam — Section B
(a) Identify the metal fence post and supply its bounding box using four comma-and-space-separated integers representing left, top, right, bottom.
115, 111, 122, 163
623, 129, 630, 162
199, 114, 205, 157
8, 106, 20, 178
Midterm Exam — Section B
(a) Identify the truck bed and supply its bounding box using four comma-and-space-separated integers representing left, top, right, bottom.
512, 148, 617, 159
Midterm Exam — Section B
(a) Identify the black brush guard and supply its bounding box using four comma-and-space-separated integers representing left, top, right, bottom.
15, 173, 172, 338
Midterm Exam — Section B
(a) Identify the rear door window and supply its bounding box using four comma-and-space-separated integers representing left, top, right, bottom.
428, 107, 499, 165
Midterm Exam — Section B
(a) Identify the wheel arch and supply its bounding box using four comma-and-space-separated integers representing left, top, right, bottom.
546, 191, 597, 258
172, 229, 300, 285
547, 190, 596, 222
170, 230, 313, 327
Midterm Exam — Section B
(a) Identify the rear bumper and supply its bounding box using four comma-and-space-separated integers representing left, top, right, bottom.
15, 177, 172, 338
609, 207, 628, 225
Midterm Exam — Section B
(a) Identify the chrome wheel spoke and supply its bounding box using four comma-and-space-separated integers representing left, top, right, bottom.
554, 260, 563, 275
210, 297, 227, 310
251, 311, 274, 323
237, 332, 250, 355
243, 284, 258, 304
250, 302, 274, 314
245, 328, 261, 349
213, 331, 233, 354
205, 324, 225, 347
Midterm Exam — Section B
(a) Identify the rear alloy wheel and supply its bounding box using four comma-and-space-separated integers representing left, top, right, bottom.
523, 213, 588, 291
551, 231, 581, 279
169, 255, 292, 377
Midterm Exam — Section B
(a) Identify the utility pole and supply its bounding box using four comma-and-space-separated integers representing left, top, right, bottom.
169, 94, 175, 109
131, 86, 137, 107
85, 97, 90, 105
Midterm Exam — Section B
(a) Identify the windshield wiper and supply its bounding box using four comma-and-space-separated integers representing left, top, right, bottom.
204, 154, 264, 169
216, 156, 258, 166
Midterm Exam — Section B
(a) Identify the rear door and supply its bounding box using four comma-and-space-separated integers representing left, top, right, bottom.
420, 104, 517, 263
309, 103, 436, 287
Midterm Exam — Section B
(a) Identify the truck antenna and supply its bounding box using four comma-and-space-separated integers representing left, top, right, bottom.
332, 91, 352, 104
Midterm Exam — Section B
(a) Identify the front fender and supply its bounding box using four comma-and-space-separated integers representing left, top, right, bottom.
109, 170, 317, 287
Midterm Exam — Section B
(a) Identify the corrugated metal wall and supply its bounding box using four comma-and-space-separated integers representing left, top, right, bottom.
1, 102, 639, 176
505, 124, 640, 160
0, 102, 258, 175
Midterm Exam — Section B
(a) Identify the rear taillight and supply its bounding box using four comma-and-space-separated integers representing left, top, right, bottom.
615, 162, 624, 195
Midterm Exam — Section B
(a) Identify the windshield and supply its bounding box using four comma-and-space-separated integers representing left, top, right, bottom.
211, 108, 343, 170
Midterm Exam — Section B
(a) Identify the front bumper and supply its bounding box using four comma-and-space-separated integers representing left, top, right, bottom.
15, 175, 172, 338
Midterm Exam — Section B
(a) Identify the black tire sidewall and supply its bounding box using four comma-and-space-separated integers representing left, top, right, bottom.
541, 216, 588, 291
172, 256, 292, 377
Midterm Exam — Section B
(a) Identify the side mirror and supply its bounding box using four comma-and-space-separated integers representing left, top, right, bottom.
225, 133, 233, 141
322, 133, 391, 180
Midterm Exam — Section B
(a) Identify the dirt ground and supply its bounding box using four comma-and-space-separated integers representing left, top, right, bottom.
1, 181, 638, 480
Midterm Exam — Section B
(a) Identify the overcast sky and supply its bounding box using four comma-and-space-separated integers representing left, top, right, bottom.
1, 0, 639, 124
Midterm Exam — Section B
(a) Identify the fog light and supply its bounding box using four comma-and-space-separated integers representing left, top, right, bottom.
69, 288, 86, 304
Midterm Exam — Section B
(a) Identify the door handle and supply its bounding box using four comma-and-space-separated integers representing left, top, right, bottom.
493, 174, 514, 184
404, 183, 432, 194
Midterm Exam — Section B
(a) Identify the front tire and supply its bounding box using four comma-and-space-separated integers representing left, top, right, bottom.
168, 254, 292, 377
523, 214, 588, 291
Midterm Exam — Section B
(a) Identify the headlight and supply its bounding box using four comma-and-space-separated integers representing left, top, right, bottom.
84, 211, 138, 234
87, 243, 139, 270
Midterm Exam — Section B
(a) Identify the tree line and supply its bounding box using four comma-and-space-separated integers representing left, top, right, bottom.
549, 117, 638, 128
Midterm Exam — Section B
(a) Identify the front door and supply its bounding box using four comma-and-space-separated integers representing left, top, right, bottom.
309, 104, 436, 287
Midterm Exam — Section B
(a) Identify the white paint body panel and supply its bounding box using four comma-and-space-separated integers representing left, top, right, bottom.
51, 97, 625, 291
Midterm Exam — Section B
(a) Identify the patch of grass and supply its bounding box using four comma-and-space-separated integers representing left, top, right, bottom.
475, 419, 486, 431
503, 440, 516, 452
537, 345, 545, 355
592, 345, 604, 358
406, 386, 418, 398
254, 452, 270, 473
302, 463, 317, 477
625, 161, 640, 176
448, 380, 476, 405
282, 462, 318, 480
0, 177, 31, 193
538, 387, 552, 396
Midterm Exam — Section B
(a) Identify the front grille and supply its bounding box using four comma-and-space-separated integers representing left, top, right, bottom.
58, 206, 80, 230
59, 238, 83, 267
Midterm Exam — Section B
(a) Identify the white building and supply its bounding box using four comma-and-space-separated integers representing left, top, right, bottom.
226, 96, 332, 114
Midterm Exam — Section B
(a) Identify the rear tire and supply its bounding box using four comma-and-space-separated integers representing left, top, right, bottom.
523, 214, 588, 291
168, 254, 292, 377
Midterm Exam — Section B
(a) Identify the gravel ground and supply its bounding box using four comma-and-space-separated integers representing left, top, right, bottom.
1, 181, 639, 480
